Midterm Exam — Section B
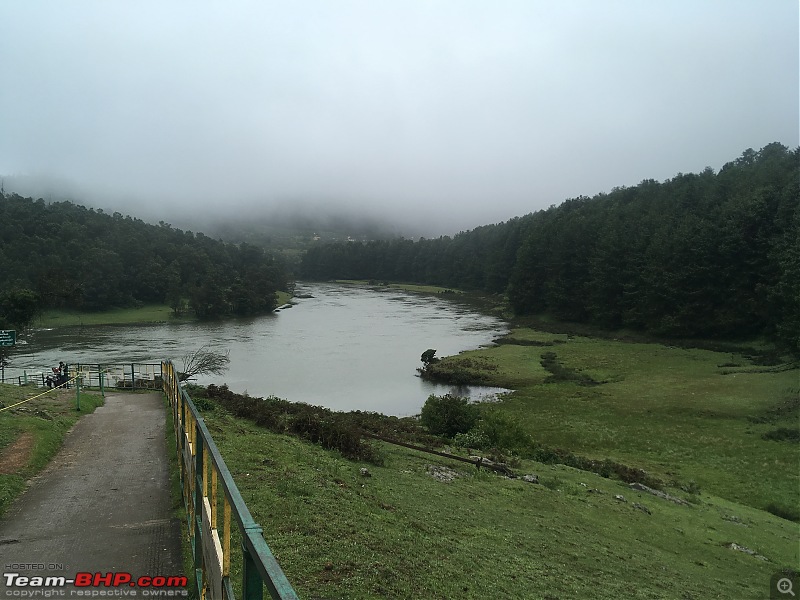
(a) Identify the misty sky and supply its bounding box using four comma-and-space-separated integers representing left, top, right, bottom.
1, 1, 797, 235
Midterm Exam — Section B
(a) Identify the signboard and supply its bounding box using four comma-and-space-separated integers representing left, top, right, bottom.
0, 330, 16, 347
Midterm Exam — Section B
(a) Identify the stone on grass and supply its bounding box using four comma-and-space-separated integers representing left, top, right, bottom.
426, 465, 461, 483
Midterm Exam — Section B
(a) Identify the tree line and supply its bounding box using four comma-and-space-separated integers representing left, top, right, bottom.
0, 195, 289, 329
301, 143, 799, 352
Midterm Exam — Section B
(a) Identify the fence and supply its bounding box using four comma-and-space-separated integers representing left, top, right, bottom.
162, 361, 299, 600
1, 363, 163, 390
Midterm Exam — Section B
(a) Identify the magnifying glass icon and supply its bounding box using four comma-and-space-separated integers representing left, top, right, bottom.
778, 578, 796, 596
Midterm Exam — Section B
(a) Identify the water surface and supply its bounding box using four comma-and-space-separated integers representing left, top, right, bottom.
7, 283, 509, 416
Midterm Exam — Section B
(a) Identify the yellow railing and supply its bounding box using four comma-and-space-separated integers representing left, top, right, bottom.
162, 361, 298, 600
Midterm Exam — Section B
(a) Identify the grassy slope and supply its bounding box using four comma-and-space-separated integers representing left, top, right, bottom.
0, 384, 104, 516
202, 403, 797, 600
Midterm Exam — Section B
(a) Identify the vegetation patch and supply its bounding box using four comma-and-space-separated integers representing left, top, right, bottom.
195, 384, 442, 464
418, 356, 499, 386
761, 427, 800, 443
748, 393, 800, 424
200, 405, 800, 600
540, 351, 603, 386
0, 383, 103, 517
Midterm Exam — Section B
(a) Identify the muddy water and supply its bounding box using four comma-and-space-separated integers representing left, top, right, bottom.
8, 283, 509, 416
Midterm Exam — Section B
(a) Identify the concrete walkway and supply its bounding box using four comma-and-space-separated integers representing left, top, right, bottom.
0, 392, 185, 594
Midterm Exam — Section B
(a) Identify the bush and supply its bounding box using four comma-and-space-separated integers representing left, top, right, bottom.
761, 427, 800, 443
476, 410, 531, 451
419, 394, 479, 438
766, 502, 800, 522
453, 429, 490, 450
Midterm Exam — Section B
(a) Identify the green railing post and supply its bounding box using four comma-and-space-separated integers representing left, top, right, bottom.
99, 369, 105, 397
194, 426, 205, 593
76, 376, 81, 411
131, 363, 136, 390
243, 541, 264, 600
23, 370, 27, 385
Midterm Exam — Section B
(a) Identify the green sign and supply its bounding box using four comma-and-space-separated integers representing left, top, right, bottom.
0, 330, 16, 347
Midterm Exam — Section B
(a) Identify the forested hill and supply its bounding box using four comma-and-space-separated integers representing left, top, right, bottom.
302, 143, 799, 352
0, 196, 288, 323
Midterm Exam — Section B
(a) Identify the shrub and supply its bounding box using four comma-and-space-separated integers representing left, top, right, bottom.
419, 394, 479, 437
475, 410, 531, 452
761, 428, 800, 443
453, 429, 490, 450
766, 502, 800, 522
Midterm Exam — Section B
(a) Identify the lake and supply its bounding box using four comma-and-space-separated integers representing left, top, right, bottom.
5, 283, 510, 416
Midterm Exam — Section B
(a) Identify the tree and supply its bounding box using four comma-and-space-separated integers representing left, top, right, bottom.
179, 345, 231, 381
420, 349, 438, 366
0, 288, 41, 333
419, 393, 479, 437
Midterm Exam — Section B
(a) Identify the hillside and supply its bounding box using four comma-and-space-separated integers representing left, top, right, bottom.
302, 143, 799, 352
0, 195, 290, 326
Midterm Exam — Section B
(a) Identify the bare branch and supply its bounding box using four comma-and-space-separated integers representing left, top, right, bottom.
180, 344, 231, 381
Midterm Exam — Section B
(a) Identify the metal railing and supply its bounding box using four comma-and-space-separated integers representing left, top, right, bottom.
162, 361, 299, 600
1, 363, 163, 390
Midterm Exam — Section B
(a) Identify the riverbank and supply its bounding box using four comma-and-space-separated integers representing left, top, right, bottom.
333, 279, 465, 295
34, 291, 294, 327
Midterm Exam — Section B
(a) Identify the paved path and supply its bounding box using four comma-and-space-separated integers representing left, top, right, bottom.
0, 392, 185, 595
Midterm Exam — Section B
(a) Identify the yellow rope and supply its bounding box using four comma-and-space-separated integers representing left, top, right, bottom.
0, 376, 80, 413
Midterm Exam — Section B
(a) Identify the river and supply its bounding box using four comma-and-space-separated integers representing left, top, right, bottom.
5, 283, 510, 416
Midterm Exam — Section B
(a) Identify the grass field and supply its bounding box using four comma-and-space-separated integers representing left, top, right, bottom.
191, 325, 799, 599
199, 399, 797, 599
37, 305, 188, 327
35, 291, 294, 327
427, 329, 799, 516
0, 383, 103, 516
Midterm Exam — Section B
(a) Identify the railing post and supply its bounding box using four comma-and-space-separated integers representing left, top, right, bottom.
131, 363, 136, 390
242, 540, 264, 600
194, 424, 205, 592
99, 369, 105, 397
161, 359, 298, 599
76, 375, 81, 411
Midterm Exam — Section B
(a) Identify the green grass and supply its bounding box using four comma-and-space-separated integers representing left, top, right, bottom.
199, 402, 798, 600
36, 291, 295, 327
37, 305, 188, 327
430, 331, 799, 514
0, 383, 104, 516
276, 291, 293, 306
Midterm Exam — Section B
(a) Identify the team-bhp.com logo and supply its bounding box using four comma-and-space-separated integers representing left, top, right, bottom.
4, 572, 188, 596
